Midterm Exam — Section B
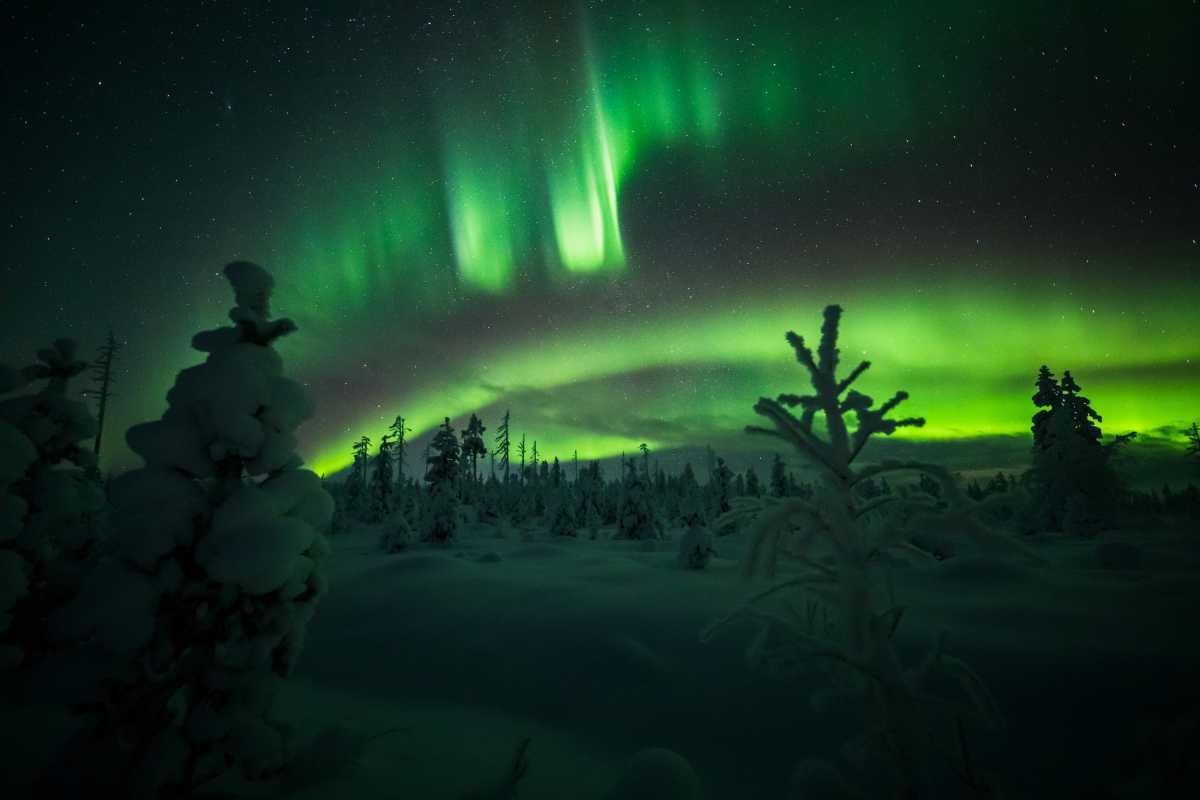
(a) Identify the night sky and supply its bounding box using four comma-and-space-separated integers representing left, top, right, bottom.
3, 1, 1197, 477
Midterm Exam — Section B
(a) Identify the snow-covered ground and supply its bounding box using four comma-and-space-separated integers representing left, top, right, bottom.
5, 518, 1199, 798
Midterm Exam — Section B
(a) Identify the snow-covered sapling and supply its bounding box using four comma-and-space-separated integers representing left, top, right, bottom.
703, 305, 1018, 798
43, 262, 333, 797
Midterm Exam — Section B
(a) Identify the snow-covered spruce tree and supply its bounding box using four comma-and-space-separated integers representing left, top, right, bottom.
703, 305, 1026, 799
547, 487, 578, 537
43, 262, 333, 797
462, 413, 487, 484
614, 461, 664, 541
423, 417, 460, 543
0, 340, 104, 670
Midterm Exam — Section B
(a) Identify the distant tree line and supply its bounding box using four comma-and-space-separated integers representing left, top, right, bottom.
330, 366, 1199, 549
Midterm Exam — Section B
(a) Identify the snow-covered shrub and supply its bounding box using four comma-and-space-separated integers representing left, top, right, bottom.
547, 488, 578, 537
0, 339, 104, 670
42, 262, 332, 798
615, 462, 664, 541
380, 513, 413, 553
676, 524, 714, 570
676, 493, 714, 569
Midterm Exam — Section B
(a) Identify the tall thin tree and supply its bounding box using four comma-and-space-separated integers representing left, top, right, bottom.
463, 413, 488, 483
517, 433, 527, 484
388, 415, 412, 486
82, 328, 123, 466
494, 409, 512, 482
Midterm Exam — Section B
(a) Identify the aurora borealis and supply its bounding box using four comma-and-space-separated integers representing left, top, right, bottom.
3, 1, 1197, 477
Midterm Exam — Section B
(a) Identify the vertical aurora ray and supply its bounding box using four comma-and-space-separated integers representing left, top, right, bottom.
275, 1, 956, 298
442, 123, 534, 293
547, 45, 626, 274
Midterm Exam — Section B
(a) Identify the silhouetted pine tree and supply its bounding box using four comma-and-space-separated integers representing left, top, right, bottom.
516, 433, 526, 484
388, 415, 412, 488
462, 413, 487, 483
369, 434, 394, 521
344, 436, 371, 515
1030, 367, 1134, 534
493, 410, 512, 483
1031, 365, 1062, 449
81, 328, 122, 470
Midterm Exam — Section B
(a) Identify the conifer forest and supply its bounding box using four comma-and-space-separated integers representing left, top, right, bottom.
2, 2, 1197, 798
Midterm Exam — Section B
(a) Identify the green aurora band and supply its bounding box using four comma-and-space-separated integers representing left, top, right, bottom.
300, 268, 1199, 476
83, 1, 1195, 476
272, 1, 966, 302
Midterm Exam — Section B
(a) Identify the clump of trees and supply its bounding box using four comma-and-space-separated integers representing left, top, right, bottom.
329, 398, 826, 555
0, 339, 105, 670
328, 349, 1192, 557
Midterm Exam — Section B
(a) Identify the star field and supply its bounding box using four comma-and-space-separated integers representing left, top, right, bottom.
2, 0, 1196, 475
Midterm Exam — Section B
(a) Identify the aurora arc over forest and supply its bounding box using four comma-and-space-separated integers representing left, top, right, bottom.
3, 0, 1196, 478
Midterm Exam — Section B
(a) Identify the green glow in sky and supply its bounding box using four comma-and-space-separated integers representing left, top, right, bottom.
305, 264, 1200, 475
311, 2, 945, 294
62, 1, 1192, 478
547, 53, 625, 274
